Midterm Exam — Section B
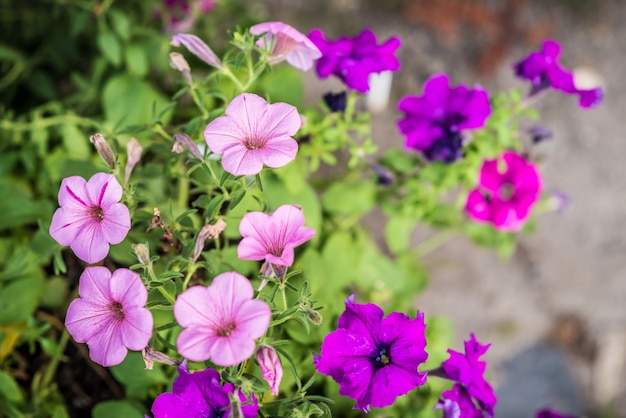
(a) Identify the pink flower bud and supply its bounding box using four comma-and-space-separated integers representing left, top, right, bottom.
169, 52, 193, 85
256, 344, 283, 396
171, 33, 222, 69
192, 219, 226, 263
125, 138, 143, 185
90, 133, 116, 170
172, 133, 204, 160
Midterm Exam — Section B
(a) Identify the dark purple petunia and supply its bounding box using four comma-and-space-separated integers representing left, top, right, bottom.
322, 91, 347, 112
535, 408, 578, 418
151, 362, 258, 418
313, 295, 428, 412
397, 73, 491, 163
513, 40, 602, 108
308, 29, 401, 93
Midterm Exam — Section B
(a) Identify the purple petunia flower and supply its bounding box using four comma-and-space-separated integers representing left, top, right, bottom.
322, 91, 347, 112
465, 151, 541, 231
204, 93, 301, 176
436, 334, 497, 417
175, 272, 271, 367
49, 173, 131, 264
308, 29, 401, 93
152, 361, 258, 418
237, 204, 315, 267
314, 296, 428, 412
513, 40, 602, 108
250, 21, 322, 71
65, 267, 153, 367
435, 384, 484, 418
535, 408, 578, 418
397, 73, 491, 163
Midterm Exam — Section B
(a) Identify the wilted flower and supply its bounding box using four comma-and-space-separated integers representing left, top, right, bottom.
308, 28, 401, 93
397, 73, 491, 163
49, 173, 131, 264
131, 243, 151, 266
125, 138, 143, 185
175, 272, 271, 366
314, 296, 428, 412
465, 151, 541, 231
204, 93, 301, 176
65, 267, 153, 367
250, 21, 322, 71
238, 205, 315, 267
172, 133, 204, 160
192, 218, 227, 262
152, 361, 258, 418
256, 345, 283, 396
90, 133, 116, 170
171, 33, 222, 69
513, 40, 602, 108
169, 52, 193, 85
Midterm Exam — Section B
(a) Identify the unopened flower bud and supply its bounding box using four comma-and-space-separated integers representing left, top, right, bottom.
132, 243, 151, 266
172, 133, 204, 160
169, 52, 193, 86
90, 133, 116, 170
256, 344, 283, 396
192, 219, 227, 262
306, 309, 323, 326
142, 346, 181, 370
125, 138, 143, 185
171, 33, 222, 69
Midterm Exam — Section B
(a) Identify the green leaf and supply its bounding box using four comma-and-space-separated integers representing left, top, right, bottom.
97, 31, 122, 67
125, 44, 149, 77
60, 124, 90, 160
0, 370, 23, 404
256, 65, 304, 107
109, 9, 132, 41
321, 181, 376, 216
384, 217, 416, 254
110, 352, 169, 399
92, 400, 145, 418
0, 275, 44, 324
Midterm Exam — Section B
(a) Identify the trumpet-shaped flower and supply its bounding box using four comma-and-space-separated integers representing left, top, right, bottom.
49, 173, 131, 264
175, 272, 271, 367
314, 296, 428, 412
238, 204, 315, 267
204, 93, 301, 176
465, 151, 541, 231
152, 362, 258, 418
171, 33, 222, 69
256, 344, 283, 396
250, 21, 322, 71
308, 29, 401, 93
397, 73, 491, 163
513, 40, 602, 108
65, 267, 153, 367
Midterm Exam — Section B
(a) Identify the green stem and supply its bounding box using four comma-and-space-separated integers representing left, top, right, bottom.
190, 88, 209, 118
415, 229, 457, 257
220, 66, 245, 91
182, 265, 198, 291
280, 283, 288, 311
41, 329, 70, 389
154, 124, 171, 142
147, 266, 177, 305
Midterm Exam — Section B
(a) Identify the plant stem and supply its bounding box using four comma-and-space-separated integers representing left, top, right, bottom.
41, 329, 70, 389
415, 229, 457, 257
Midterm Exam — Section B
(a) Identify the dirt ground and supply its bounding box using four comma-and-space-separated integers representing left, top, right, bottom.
262, 0, 626, 416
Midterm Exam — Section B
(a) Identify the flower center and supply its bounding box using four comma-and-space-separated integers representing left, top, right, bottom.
90, 206, 105, 222
373, 345, 391, 369
109, 301, 125, 321
216, 321, 237, 337
244, 137, 264, 150
498, 183, 515, 201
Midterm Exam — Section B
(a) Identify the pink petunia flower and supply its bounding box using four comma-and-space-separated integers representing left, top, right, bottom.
65, 266, 153, 367
256, 344, 283, 396
204, 93, 301, 176
49, 173, 131, 264
175, 272, 271, 367
465, 151, 541, 231
250, 21, 322, 71
238, 204, 315, 267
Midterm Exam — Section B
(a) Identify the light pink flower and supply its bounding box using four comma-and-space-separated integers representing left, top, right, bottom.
171, 33, 222, 69
125, 138, 143, 185
238, 205, 315, 267
250, 21, 322, 71
49, 173, 131, 264
175, 272, 271, 367
65, 267, 153, 367
256, 344, 283, 395
204, 93, 301, 176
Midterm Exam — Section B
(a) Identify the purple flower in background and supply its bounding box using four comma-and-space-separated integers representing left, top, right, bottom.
322, 91, 347, 112
171, 33, 222, 69
175, 272, 271, 366
204, 93, 301, 176
308, 29, 401, 93
238, 205, 315, 267
49, 173, 130, 264
314, 296, 428, 412
250, 21, 322, 71
513, 40, 602, 108
160, 0, 215, 33
65, 267, 153, 367
465, 151, 541, 231
528, 125, 553, 144
397, 73, 491, 163
535, 408, 578, 418
152, 362, 258, 418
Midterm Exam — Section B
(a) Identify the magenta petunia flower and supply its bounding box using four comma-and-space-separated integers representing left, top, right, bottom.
250, 21, 322, 71
204, 93, 301, 176
535, 408, 578, 418
397, 73, 491, 163
465, 151, 541, 231
313, 296, 428, 412
49, 173, 131, 264
175, 272, 271, 367
152, 361, 258, 418
308, 29, 401, 93
237, 204, 315, 267
438, 334, 497, 417
65, 267, 153, 367
513, 40, 602, 108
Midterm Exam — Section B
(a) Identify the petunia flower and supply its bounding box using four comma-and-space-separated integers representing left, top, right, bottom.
250, 21, 322, 71
436, 334, 497, 417
65, 267, 153, 367
313, 296, 428, 412
49, 173, 131, 264
256, 344, 283, 396
152, 361, 258, 418
397, 73, 491, 163
237, 204, 315, 267
465, 151, 541, 231
204, 93, 301, 176
175, 272, 271, 367
513, 40, 602, 108
435, 384, 484, 418
535, 408, 578, 418
308, 28, 401, 93
322, 91, 347, 112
